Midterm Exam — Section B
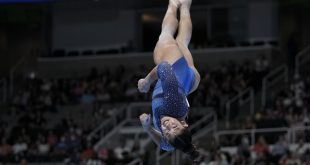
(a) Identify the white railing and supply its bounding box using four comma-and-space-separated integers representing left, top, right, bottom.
87, 105, 127, 142
261, 65, 288, 107
93, 120, 129, 151
0, 78, 7, 104
216, 126, 310, 147
190, 111, 217, 140
295, 45, 310, 75
127, 158, 143, 165
156, 111, 217, 165
92, 102, 151, 150
225, 87, 254, 128
216, 127, 289, 146
90, 102, 217, 165
85, 102, 150, 145
126, 102, 152, 120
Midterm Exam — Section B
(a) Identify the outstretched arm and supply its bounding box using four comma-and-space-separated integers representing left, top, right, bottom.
139, 113, 161, 146
138, 66, 158, 93
145, 66, 158, 84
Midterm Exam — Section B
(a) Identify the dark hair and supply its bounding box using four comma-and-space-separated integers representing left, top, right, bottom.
168, 128, 202, 162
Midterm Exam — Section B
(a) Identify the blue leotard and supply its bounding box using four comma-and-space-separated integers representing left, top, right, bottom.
151, 57, 195, 151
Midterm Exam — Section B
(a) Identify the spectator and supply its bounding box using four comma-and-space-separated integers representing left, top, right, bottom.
98, 146, 109, 161
280, 151, 301, 165
47, 131, 58, 147
295, 139, 307, 157
243, 117, 255, 129
231, 154, 246, 165
12, 138, 28, 155
81, 142, 95, 161
254, 152, 269, 165
252, 136, 269, 155
85, 158, 105, 165
81, 90, 96, 104
208, 152, 229, 165
0, 138, 12, 157
272, 135, 288, 164
237, 136, 251, 162
67, 134, 80, 150
54, 136, 68, 154
37, 138, 50, 155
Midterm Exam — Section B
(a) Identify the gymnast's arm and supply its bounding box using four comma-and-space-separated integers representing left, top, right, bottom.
138, 66, 158, 93
145, 126, 162, 146
145, 66, 158, 84
139, 113, 161, 146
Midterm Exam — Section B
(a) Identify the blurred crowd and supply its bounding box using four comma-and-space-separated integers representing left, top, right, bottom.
207, 72, 310, 165
0, 110, 142, 164
0, 55, 271, 164
190, 55, 269, 118
225, 72, 310, 140
11, 65, 149, 109
195, 135, 310, 165
11, 55, 269, 114
255, 73, 310, 129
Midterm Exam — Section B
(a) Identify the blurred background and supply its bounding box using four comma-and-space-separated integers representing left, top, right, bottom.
0, 0, 310, 164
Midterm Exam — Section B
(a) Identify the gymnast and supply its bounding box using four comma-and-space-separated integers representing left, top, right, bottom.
137, 0, 202, 162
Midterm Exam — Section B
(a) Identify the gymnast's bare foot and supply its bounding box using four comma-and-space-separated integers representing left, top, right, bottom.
180, 0, 192, 8
169, 0, 181, 8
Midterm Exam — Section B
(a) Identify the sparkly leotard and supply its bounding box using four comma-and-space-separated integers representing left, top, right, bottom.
152, 57, 195, 151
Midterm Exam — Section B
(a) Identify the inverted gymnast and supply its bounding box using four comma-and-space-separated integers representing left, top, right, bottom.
137, 0, 202, 162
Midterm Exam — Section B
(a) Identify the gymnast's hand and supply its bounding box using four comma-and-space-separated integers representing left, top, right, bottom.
138, 78, 150, 93
139, 113, 151, 130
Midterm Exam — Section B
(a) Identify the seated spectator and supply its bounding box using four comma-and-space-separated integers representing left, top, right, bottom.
67, 134, 80, 150
208, 151, 229, 165
98, 146, 109, 161
243, 117, 255, 129
231, 154, 247, 165
254, 152, 269, 165
0, 138, 12, 157
81, 90, 96, 104
295, 139, 307, 158
279, 151, 301, 165
237, 136, 251, 162
37, 138, 50, 155
85, 158, 105, 165
271, 135, 288, 164
303, 149, 310, 165
12, 139, 28, 155
54, 136, 68, 154
81, 142, 95, 161
47, 131, 58, 148
252, 136, 269, 155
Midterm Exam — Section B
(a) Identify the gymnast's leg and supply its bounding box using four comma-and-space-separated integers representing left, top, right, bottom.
176, 0, 201, 93
176, 0, 193, 66
137, 0, 183, 93
153, 0, 183, 65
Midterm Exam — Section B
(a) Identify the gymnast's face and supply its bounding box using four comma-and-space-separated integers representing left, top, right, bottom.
161, 116, 188, 139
